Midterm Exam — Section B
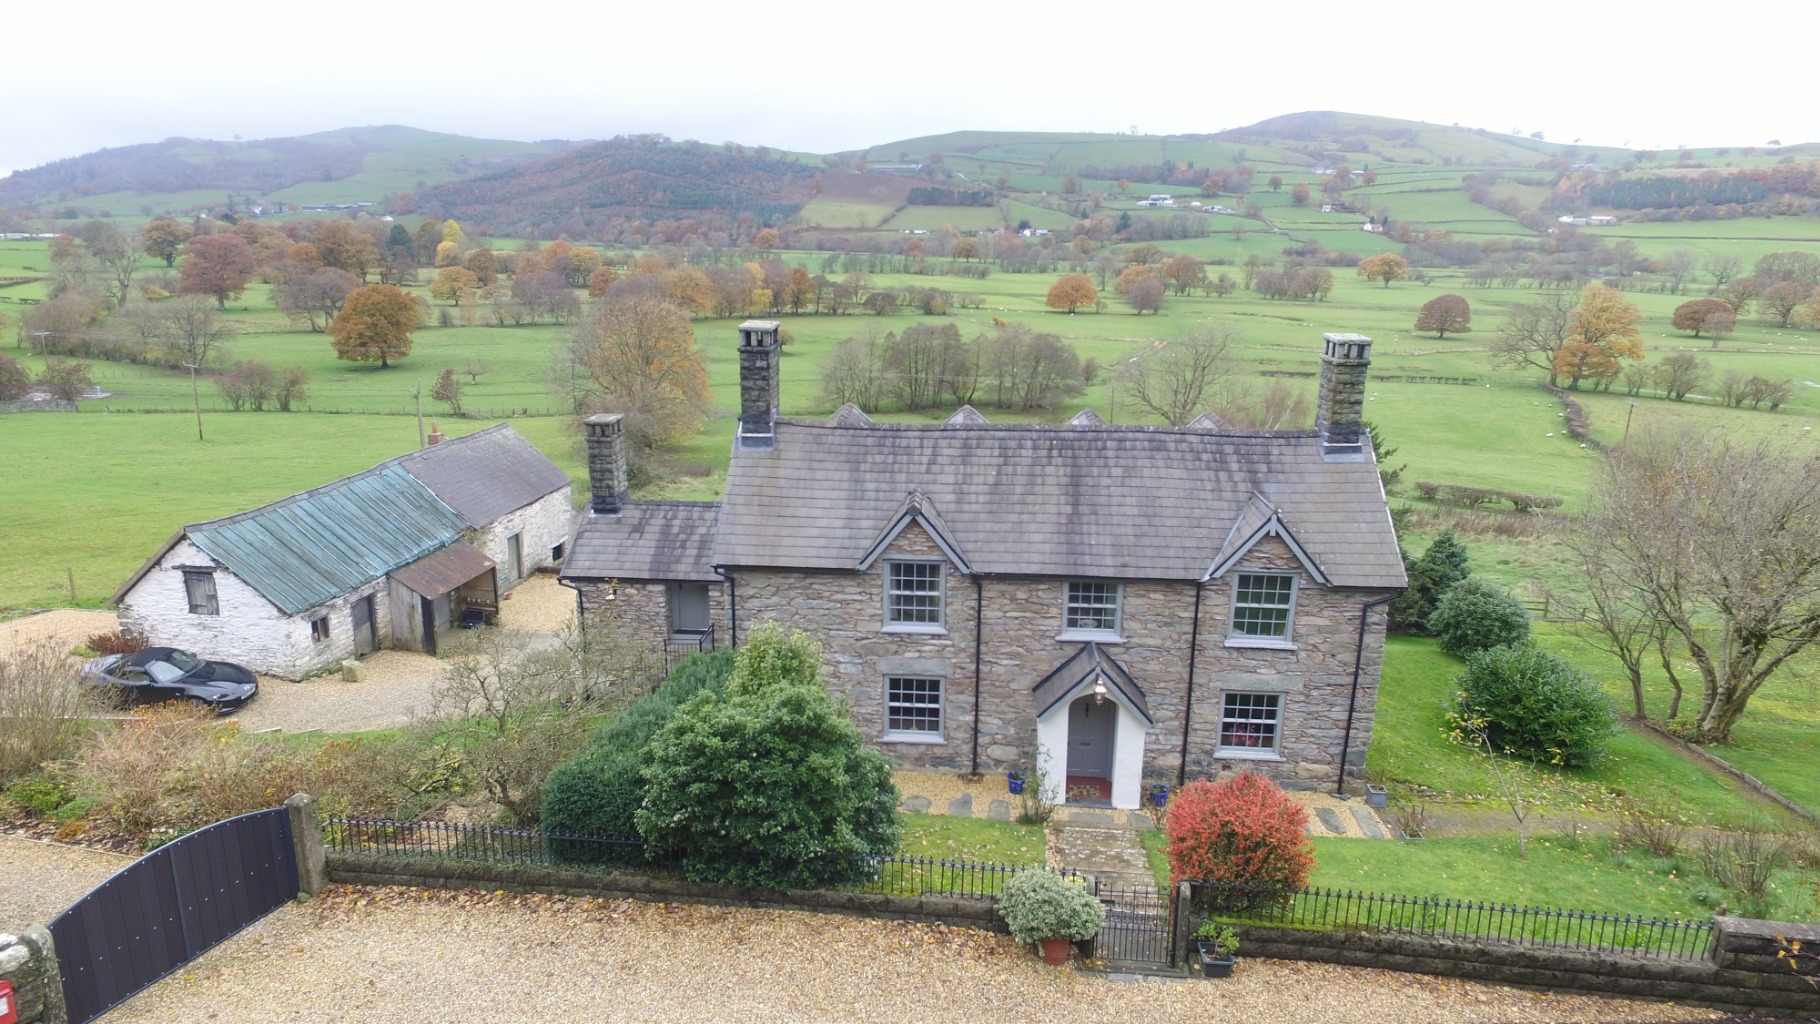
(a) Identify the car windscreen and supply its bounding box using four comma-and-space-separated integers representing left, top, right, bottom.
165, 650, 202, 672
145, 660, 186, 685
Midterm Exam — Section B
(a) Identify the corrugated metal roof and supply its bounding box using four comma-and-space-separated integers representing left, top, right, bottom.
187, 466, 469, 615
390, 541, 497, 599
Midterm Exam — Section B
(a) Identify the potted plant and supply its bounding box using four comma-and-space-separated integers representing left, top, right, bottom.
1193, 922, 1240, 978
1006, 769, 1027, 795
997, 869, 1106, 966
1147, 782, 1170, 808
1365, 783, 1390, 808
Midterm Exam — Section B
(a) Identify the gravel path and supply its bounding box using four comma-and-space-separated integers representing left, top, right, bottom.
0, 609, 119, 655
235, 650, 444, 735
102, 885, 1719, 1024
0, 834, 131, 926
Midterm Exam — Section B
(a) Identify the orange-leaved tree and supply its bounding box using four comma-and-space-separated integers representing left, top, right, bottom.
564, 296, 712, 458
177, 234, 256, 309
1357, 253, 1409, 288
1554, 284, 1643, 390
1166, 773, 1314, 906
1414, 293, 1472, 338
328, 284, 421, 369
1045, 274, 1098, 313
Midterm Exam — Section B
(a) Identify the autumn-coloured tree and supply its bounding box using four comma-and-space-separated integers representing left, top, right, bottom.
753, 227, 781, 253
431, 367, 463, 414
1126, 276, 1166, 315
663, 267, 714, 315
1113, 264, 1157, 297
0, 352, 31, 400
285, 242, 324, 273
1290, 182, 1310, 206
784, 266, 816, 313
465, 249, 498, 287
310, 221, 379, 281
1672, 298, 1737, 339
1357, 253, 1409, 288
434, 240, 461, 268
587, 265, 620, 297
1414, 294, 1472, 338
562, 296, 712, 457
177, 234, 256, 308
328, 284, 421, 368
140, 216, 192, 267
1759, 281, 1812, 328
1161, 254, 1208, 296
1554, 284, 1644, 390
1267, 175, 1283, 192
429, 266, 480, 305
1044, 274, 1098, 313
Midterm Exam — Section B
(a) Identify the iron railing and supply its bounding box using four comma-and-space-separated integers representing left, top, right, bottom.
1189, 881, 1715, 960
663, 626, 716, 671
322, 817, 1059, 899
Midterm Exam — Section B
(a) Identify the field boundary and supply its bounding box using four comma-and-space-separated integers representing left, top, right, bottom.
1632, 720, 1819, 825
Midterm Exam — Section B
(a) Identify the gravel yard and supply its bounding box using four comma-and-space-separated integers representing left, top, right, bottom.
0, 834, 130, 925
0, 609, 118, 656
102, 885, 1720, 1024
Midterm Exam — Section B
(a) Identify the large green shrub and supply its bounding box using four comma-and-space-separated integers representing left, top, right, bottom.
1428, 577, 1530, 657
634, 624, 900, 888
997, 869, 1105, 944
540, 650, 734, 861
1389, 531, 1471, 635
1452, 643, 1617, 769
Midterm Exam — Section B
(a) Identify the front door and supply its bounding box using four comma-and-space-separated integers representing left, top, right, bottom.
351, 594, 377, 655
669, 582, 711, 636
507, 533, 524, 583
1067, 694, 1116, 779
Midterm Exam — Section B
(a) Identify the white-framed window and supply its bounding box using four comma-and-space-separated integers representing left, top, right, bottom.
884, 560, 944, 631
1062, 580, 1122, 638
885, 676, 944, 740
310, 615, 331, 643
1229, 572, 1296, 645
1218, 692, 1282, 756
181, 569, 219, 616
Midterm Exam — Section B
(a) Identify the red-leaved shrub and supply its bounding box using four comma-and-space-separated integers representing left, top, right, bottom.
1166, 773, 1315, 895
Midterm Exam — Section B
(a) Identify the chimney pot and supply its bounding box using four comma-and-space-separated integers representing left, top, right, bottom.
1317, 332, 1372, 460
427, 420, 446, 446
584, 413, 630, 514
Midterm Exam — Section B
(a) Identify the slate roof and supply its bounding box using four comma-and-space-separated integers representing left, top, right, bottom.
707, 421, 1405, 588
392, 423, 569, 527
564, 501, 722, 583
175, 466, 468, 615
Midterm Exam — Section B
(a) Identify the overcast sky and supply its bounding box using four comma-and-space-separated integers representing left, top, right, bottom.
3, 1, 1806, 178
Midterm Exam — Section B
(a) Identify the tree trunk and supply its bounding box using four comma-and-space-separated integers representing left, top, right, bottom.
1658, 636, 1684, 720
1627, 664, 1646, 719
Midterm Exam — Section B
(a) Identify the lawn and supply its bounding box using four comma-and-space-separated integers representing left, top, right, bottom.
896, 813, 1045, 865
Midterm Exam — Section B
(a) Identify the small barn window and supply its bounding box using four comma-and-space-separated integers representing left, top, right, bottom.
310, 615, 331, 643
550, 541, 566, 563
182, 569, 219, 616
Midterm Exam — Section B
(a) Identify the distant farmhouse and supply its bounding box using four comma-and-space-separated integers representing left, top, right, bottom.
563, 324, 1404, 810
112, 425, 571, 678
1557, 214, 1619, 226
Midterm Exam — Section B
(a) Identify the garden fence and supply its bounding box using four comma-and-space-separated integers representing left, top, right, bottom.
322, 817, 1062, 899
1188, 880, 1714, 960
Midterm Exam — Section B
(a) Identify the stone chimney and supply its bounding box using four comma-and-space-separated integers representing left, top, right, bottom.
426, 421, 446, 445
1316, 333, 1372, 460
584, 413, 629, 514
737, 319, 781, 450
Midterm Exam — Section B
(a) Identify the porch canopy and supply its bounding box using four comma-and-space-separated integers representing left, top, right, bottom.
390, 541, 497, 602
1031, 643, 1152, 725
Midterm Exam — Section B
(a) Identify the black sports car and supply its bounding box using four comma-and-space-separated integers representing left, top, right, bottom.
80, 647, 260, 714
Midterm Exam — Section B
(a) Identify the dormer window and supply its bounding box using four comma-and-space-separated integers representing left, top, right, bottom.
1061, 580, 1122, 640
884, 560, 945, 632
1228, 572, 1296, 647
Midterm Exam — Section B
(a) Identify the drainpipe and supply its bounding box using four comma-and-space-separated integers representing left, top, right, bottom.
714, 566, 737, 648
557, 577, 585, 633
971, 574, 984, 776
1177, 582, 1205, 787
1334, 593, 1398, 799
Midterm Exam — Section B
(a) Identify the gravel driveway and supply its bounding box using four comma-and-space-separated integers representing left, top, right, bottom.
100, 885, 1718, 1024
0, 835, 131, 926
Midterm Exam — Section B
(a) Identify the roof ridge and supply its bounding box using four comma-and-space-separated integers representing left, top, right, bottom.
776, 418, 1319, 439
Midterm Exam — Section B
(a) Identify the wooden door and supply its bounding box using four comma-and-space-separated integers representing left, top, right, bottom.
1067, 694, 1116, 779
351, 595, 377, 655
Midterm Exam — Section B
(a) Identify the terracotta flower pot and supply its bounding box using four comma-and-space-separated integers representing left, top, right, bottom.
1038, 937, 1072, 965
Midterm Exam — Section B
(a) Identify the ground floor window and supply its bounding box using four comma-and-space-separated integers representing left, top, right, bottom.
885, 676, 943, 739
310, 615, 330, 643
1217, 692, 1282, 755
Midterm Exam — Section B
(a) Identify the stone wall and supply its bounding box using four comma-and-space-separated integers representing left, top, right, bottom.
470, 487, 575, 590
730, 527, 1393, 792
576, 578, 729, 685
1236, 917, 1820, 1016
0, 926, 66, 1024
118, 538, 395, 680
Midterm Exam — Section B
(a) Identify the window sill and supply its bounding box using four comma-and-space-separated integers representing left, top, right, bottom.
1224, 637, 1295, 651
1057, 631, 1124, 644
881, 732, 946, 745
1215, 750, 1285, 762
883, 625, 949, 636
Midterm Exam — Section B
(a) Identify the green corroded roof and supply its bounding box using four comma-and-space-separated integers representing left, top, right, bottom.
187, 465, 468, 615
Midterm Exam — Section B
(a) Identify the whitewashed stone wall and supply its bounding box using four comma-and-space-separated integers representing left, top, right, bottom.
471, 487, 575, 590
117, 538, 395, 679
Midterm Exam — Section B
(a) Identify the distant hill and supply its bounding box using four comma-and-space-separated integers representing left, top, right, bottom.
399, 136, 822, 239
0, 126, 561, 215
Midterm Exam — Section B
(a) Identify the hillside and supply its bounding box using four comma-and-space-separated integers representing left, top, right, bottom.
398, 136, 823, 239
0, 126, 560, 216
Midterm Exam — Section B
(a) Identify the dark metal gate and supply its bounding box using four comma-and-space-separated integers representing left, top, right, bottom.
1094, 885, 1177, 967
48, 807, 298, 1024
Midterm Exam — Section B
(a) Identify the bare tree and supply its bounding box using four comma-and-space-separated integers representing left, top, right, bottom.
1120, 326, 1240, 425
0, 640, 101, 782
155, 295, 234, 370
1653, 352, 1709, 401
82, 220, 142, 307
1583, 426, 1820, 743
1703, 253, 1740, 288
276, 267, 361, 332
1488, 290, 1577, 387
1662, 249, 1699, 295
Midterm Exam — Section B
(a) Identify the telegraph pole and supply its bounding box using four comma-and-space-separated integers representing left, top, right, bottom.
414, 382, 425, 448
184, 363, 203, 441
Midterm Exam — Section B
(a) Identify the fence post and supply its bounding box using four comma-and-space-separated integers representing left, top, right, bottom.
1173, 881, 1195, 966
286, 793, 327, 898
2, 924, 68, 1024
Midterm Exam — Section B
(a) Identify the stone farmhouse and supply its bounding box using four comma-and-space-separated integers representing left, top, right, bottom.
563, 324, 1404, 810
113, 425, 572, 679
